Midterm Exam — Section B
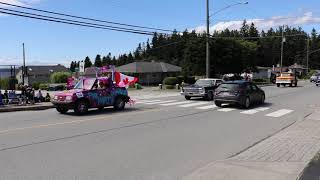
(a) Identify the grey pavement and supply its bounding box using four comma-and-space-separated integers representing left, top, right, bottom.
184, 110, 320, 180
0, 81, 318, 180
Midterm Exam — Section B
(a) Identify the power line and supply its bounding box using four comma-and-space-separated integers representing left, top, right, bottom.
0, 10, 154, 35
0, 1, 174, 33
0, 7, 156, 35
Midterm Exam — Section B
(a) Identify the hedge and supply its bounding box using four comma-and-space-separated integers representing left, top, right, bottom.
165, 85, 175, 89
163, 77, 178, 85
39, 83, 49, 90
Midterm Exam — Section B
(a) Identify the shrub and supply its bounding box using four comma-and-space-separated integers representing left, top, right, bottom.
39, 83, 49, 90
50, 72, 71, 83
135, 83, 143, 89
32, 82, 41, 90
0, 78, 9, 90
253, 79, 267, 83
163, 77, 178, 85
165, 85, 175, 89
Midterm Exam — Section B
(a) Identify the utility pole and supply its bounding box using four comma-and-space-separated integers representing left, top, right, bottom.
22, 43, 26, 86
307, 38, 310, 72
280, 25, 285, 73
206, 0, 210, 78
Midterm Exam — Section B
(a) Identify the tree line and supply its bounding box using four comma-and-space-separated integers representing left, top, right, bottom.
70, 21, 320, 76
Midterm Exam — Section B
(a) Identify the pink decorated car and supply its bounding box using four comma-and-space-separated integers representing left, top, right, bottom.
52, 77, 130, 115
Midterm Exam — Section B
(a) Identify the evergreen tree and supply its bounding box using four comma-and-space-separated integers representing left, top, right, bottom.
94, 54, 102, 67
240, 20, 250, 37
84, 56, 92, 68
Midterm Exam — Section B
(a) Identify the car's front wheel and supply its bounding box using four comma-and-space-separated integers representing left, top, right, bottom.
260, 94, 265, 104
242, 97, 251, 109
215, 101, 222, 107
185, 96, 191, 100
114, 97, 125, 111
74, 100, 89, 115
56, 106, 68, 114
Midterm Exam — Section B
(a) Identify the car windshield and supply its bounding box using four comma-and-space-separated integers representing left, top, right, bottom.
217, 83, 240, 91
74, 78, 96, 90
195, 80, 212, 86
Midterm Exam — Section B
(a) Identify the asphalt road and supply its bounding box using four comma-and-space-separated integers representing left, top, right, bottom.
0, 81, 318, 180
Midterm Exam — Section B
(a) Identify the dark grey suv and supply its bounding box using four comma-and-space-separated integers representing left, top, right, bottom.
214, 81, 265, 109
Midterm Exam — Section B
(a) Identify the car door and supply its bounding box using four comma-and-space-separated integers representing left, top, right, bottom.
249, 83, 260, 103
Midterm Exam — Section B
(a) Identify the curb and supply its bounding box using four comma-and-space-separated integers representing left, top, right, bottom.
0, 104, 54, 113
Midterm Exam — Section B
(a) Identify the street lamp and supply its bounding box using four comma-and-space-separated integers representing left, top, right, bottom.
206, 1, 249, 78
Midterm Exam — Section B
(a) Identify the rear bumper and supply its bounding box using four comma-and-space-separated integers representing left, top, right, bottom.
214, 96, 243, 104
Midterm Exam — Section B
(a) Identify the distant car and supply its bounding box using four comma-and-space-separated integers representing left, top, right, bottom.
214, 81, 265, 109
310, 73, 320, 83
276, 72, 298, 87
180, 79, 223, 100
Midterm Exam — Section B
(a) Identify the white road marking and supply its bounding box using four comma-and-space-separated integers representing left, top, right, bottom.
265, 109, 294, 118
144, 100, 177, 105
217, 108, 236, 112
160, 101, 192, 106
136, 100, 161, 104
196, 104, 217, 110
179, 102, 210, 108
240, 107, 270, 115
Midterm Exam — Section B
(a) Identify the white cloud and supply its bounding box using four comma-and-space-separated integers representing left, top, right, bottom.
194, 12, 320, 33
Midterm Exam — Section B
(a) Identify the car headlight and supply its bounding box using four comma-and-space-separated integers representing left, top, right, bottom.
66, 96, 72, 101
54, 95, 58, 100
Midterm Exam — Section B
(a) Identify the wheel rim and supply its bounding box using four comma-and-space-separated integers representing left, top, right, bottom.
117, 99, 124, 108
78, 103, 87, 113
246, 98, 250, 108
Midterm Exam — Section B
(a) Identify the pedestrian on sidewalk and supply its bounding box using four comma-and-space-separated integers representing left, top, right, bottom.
45, 93, 51, 102
36, 90, 43, 103
3, 90, 8, 105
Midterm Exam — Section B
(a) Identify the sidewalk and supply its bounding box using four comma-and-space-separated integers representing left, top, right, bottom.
0, 102, 53, 113
184, 111, 320, 180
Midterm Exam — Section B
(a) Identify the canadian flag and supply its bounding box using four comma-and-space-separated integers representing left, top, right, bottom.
114, 72, 138, 87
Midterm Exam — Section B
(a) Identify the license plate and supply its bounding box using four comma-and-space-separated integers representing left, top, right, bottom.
222, 92, 230, 96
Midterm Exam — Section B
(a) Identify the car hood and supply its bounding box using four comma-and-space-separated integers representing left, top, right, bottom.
54, 89, 82, 96
184, 84, 207, 88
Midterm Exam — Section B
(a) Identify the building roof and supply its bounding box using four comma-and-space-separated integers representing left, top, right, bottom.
22, 65, 68, 75
116, 62, 182, 73
288, 63, 307, 69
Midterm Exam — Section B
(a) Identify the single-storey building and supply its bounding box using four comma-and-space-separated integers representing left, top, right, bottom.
116, 62, 182, 85
16, 64, 69, 85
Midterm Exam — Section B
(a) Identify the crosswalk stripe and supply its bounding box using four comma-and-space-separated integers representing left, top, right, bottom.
265, 109, 293, 118
136, 100, 161, 104
196, 104, 217, 110
217, 108, 236, 112
144, 100, 177, 105
160, 101, 192, 106
179, 102, 210, 108
240, 107, 270, 115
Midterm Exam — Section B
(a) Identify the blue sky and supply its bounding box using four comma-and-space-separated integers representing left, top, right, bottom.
0, 0, 320, 66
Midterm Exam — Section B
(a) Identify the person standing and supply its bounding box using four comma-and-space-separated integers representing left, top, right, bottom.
3, 90, 8, 104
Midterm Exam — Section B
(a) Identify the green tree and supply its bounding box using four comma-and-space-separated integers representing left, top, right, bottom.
50, 72, 71, 83
94, 54, 102, 67
84, 56, 92, 68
